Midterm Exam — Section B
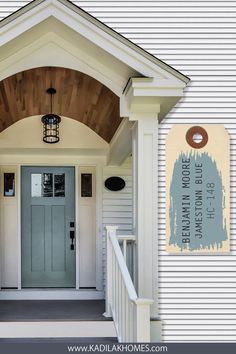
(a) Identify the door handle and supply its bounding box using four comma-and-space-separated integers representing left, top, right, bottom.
70, 225, 75, 251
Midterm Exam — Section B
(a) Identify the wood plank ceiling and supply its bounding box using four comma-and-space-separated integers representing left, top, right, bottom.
0, 67, 121, 142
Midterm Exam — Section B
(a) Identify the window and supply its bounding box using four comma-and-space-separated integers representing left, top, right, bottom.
31, 173, 65, 197
4, 173, 15, 197
54, 174, 65, 197
42, 173, 53, 197
81, 173, 92, 197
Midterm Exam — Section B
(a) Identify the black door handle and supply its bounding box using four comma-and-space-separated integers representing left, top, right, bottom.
70, 225, 75, 250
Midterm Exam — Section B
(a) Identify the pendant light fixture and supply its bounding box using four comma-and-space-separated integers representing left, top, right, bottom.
41, 87, 61, 144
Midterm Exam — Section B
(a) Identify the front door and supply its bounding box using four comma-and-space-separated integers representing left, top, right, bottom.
21, 166, 75, 288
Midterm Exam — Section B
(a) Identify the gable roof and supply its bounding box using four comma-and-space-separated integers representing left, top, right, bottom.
0, 0, 190, 85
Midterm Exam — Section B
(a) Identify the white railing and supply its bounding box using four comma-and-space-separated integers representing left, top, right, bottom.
117, 234, 136, 282
105, 226, 153, 343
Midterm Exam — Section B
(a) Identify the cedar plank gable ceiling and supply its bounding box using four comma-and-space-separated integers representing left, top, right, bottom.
0, 67, 121, 142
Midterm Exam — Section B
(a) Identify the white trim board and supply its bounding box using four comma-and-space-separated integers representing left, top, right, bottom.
0, 0, 189, 84
0, 321, 116, 338
0, 290, 104, 300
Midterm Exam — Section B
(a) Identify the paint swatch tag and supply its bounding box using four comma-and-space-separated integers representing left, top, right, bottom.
166, 125, 230, 253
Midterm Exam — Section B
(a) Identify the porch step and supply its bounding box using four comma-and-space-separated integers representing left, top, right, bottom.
0, 337, 118, 343
0, 321, 116, 338
0, 300, 108, 321
0, 300, 116, 339
0, 290, 103, 300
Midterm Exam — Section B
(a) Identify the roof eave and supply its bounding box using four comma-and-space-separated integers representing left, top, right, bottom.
0, 0, 190, 85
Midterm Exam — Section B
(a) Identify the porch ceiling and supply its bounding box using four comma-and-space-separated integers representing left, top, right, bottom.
0, 67, 122, 142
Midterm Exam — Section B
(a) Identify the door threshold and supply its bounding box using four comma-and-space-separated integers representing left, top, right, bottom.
0, 290, 104, 300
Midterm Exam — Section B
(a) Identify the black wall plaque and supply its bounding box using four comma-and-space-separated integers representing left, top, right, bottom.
105, 177, 125, 191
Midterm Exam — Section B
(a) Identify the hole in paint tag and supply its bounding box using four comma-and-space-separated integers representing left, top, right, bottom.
186, 126, 208, 149
192, 133, 203, 144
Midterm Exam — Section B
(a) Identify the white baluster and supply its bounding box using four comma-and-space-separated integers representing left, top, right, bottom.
123, 239, 127, 264
105, 226, 153, 343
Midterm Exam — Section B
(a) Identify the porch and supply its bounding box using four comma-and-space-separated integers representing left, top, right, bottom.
0, 68, 162, 342
0, 233, 158, 343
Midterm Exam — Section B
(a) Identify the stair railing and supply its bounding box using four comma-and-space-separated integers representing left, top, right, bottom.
117, 234, 136, 282
104, 226, 153, 343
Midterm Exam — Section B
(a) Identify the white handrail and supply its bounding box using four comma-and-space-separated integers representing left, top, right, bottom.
117, 235, 136, 242
109, 231, 137, 301
105, 226, 153, 343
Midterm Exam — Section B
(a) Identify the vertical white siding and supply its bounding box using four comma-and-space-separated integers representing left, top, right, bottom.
1, 0, 236, 343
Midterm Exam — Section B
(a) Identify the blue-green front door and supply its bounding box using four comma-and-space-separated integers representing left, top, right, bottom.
21, 167, 75, 288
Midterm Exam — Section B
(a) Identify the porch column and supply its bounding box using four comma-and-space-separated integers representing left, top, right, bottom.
130, 111, 159, 319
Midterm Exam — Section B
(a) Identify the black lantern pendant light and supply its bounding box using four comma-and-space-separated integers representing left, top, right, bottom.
41, 88, 61, 144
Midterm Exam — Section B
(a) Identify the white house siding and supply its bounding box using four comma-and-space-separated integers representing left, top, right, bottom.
1, 0, 236, 343
102, 157, 133, 287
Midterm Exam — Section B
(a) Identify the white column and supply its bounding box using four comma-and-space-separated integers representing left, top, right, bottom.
131, 112, 159, 318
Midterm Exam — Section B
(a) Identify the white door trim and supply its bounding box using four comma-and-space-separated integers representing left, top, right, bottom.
75, 165, 80, 290
17, 164, 21, 290
95, 163, 103, 291
76, 164, 103, 290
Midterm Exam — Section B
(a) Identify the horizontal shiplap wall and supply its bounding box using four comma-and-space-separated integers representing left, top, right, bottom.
1, 0, 236, 343
102, 157, 133, 288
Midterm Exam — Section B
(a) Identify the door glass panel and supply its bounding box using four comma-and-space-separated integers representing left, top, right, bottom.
81, 173, 92, 197
4, 173, 15, 197
42, 173, 53, 197
54, 174, 65, 197
31, 174, 42, 197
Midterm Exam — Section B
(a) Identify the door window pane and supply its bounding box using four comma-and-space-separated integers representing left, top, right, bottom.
31, 174, 42, 197
42, 173, 53, 197
54, 174, 65, 197
81, 173, 92, 197
4, 173, 15, 197
31, 172, 66, 197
